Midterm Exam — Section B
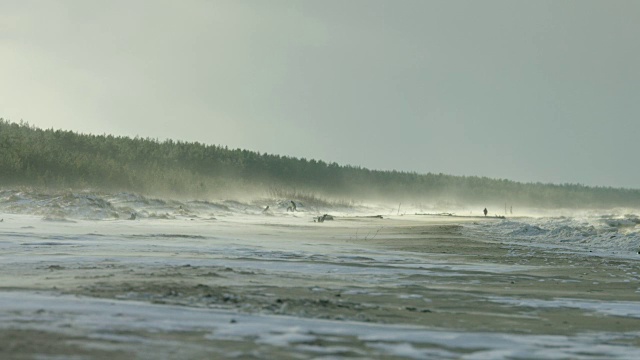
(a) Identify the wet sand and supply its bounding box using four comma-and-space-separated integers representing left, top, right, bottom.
1, 214, 640, 359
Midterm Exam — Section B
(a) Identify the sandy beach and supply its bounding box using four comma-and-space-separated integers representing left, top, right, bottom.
3, 1, 640, 358
1, 213, 640, 359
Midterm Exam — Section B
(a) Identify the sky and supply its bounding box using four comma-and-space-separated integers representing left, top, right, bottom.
1, 0, 639, 188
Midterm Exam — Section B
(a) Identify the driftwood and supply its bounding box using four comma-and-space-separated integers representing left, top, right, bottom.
415, 213, 508, 220
415, 213, 454, 216
316, 214, 383, 222
316, 214, 334, 223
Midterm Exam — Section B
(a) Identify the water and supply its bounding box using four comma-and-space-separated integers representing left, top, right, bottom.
465, 212, 640, 258
0, 189, 261, 220
0, 188, 376, 220
3, 188, 638, 258
2, 188, 640, 358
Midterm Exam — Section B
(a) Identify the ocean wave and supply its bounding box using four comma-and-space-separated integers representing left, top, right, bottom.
465, 213, 640, 257
0, 188, 357, 221
0, 189, 120, 220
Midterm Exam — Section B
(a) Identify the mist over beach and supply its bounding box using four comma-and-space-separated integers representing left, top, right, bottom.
2, 1, 640, 359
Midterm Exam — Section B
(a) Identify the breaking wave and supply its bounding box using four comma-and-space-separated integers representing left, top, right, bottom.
0, 188, 358, 221
465, 213, 640, 258
0, 189, 241, 220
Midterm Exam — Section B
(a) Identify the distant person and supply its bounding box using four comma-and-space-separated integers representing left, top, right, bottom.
262, 205, 270, 213
287, 201, 297, 212
483, 208, 488, 216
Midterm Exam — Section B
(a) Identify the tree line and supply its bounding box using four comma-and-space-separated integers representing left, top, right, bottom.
1, 119, 639, 209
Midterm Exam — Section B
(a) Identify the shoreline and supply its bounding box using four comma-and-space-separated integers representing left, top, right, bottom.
1, 214, 640, 358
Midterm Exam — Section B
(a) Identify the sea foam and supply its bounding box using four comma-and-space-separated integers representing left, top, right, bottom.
465, 213, 640, 258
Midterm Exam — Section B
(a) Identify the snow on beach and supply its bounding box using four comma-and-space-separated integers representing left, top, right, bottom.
1, 189, 640, 359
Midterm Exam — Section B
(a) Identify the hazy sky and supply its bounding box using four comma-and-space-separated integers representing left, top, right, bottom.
1, 1, 638, 188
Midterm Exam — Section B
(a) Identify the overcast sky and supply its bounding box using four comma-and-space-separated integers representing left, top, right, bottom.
1, 0, 638, 188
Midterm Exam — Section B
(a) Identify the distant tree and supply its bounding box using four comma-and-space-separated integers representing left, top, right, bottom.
1, 119, 640, 208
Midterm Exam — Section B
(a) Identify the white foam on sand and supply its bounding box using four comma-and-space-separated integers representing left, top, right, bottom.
1, 291, 639, 359
488, 296, 640, 319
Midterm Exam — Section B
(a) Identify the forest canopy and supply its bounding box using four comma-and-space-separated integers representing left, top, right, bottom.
1, 119, 639, 209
